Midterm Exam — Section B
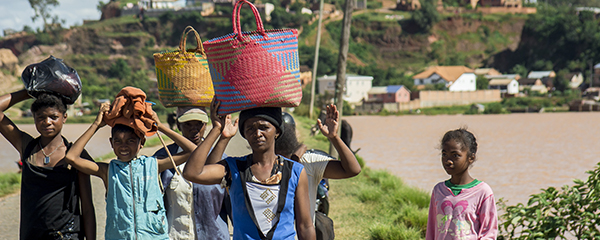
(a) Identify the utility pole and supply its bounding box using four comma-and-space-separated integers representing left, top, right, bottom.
330, 0, 354, 157
590, 61, 594, 88
309, 0, 325, 119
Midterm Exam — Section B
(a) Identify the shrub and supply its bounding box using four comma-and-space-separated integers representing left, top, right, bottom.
499, 162, 600, 239
395, 204, 429, 233
0, 173, 21, 197
484, 102, 504, 114
370, 224, 423, 240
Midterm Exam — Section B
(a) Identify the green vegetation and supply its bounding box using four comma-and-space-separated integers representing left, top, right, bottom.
499, 5, 600, 75
412, 0, 441, 32
0, 173, 21, 198
294, 114, 430, 240
498, 162, 600, 239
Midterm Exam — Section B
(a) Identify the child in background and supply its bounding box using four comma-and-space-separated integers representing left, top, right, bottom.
426, 128, 497, 240
65, 90, 197, 239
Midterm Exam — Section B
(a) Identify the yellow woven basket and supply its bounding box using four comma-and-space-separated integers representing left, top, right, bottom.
154, 26, 214, 107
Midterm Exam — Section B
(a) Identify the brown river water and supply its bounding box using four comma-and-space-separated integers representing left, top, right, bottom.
1, 112, 599, 206
344, 112, 600, 205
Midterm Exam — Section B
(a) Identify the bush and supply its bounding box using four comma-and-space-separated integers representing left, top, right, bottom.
0, 173, 21, 197
499, 162, 600, 239
411, 0, 441, 32
484, 102, 504, 114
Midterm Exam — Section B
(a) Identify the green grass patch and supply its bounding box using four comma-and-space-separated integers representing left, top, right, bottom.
293, 114, 430, 239
359, 11, 412, 22
0, 173, 21, 198
415, 105, 471, 115
98, 31, 151, 38
82, 15, 140, 29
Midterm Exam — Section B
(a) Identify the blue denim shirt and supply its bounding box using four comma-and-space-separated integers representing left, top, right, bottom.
106, 155, 169, 240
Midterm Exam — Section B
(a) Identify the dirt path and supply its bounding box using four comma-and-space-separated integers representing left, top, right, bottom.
0, 127, 251, 239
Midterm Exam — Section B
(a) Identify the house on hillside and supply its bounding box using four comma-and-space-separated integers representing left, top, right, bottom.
566, 72, 584, 89
520, 70, 555, 93
465, 0, 521, 8
255, 3, 275, 21
367, 85, 411, 103
396, 0, 421, 11
486, 74, 519, 94
518, 78, 548, 93
485, 74, 521, 81
488, 79, 519, 95
412, 66, 476, 92
318, 74, 373, 104
527, 71, 556, 79
299, 66, 312, 88
474, 68, 502, 76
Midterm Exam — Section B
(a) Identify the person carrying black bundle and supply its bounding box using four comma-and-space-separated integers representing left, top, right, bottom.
0, 90, 96, 239
0, 56, 96, 239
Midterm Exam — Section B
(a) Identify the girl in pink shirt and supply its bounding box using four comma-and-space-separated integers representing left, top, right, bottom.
426, 128, 498, 240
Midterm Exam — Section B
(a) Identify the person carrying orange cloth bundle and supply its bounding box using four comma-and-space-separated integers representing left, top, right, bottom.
64, 86, 197, 240
103, 86, 158, 138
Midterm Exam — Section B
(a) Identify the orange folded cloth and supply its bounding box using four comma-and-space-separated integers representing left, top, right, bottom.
104, 86, 157, 138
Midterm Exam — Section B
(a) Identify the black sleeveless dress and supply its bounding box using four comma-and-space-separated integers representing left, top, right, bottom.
20, 137, 91, 240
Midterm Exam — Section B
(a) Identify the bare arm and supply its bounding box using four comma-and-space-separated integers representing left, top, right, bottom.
65, 104, 109, 182
319, 104, 361, 179
77, 171, 96, 240
153, 111, 196, 153
183, 100, 229, 184
154, 113, 197, 172
0, 89, 33, 154
295, 169, 316, 240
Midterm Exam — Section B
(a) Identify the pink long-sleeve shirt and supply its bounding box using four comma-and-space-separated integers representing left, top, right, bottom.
426, 181, 498, 240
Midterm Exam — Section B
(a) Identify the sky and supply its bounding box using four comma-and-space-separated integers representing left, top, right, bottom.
0, 0, 185, 37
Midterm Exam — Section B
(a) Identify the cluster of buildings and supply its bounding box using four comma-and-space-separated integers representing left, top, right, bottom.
119, 0, 366, 19
397, 0, 537, 14
315, 65, 590, 109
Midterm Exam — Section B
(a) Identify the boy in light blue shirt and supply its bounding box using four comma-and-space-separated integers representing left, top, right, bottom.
65, 102, 197, 239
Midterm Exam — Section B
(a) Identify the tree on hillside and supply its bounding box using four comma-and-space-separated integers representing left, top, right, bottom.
412, 0, 441, 32
29, 0, 63, 31
505, 5, 600, 73
553, 69, 571, 92
543, 0, 600, 7
108, 59, 132, 80
476, 75, 489, 90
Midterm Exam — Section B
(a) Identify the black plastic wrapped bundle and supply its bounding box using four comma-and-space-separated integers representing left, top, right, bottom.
22, 56, 81, 104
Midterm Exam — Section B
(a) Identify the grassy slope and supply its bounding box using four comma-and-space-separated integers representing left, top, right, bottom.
295, 114, 430, 240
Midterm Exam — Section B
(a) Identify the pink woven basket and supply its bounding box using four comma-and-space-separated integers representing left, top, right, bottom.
203, 0, 302, 114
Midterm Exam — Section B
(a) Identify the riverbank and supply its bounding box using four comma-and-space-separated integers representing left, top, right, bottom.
294, 114, 430, 239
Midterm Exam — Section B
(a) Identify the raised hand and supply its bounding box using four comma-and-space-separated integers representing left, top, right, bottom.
150, 109, 162, 126
221, 115, 239, 139
317, 104, 339, 139
96, 102, 110, 128
209, 97, 225, 130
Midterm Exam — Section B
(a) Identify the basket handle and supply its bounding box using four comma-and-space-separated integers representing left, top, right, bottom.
155, 131, 182, 176
232, 0, 266, 41
179, 26, 205, 55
